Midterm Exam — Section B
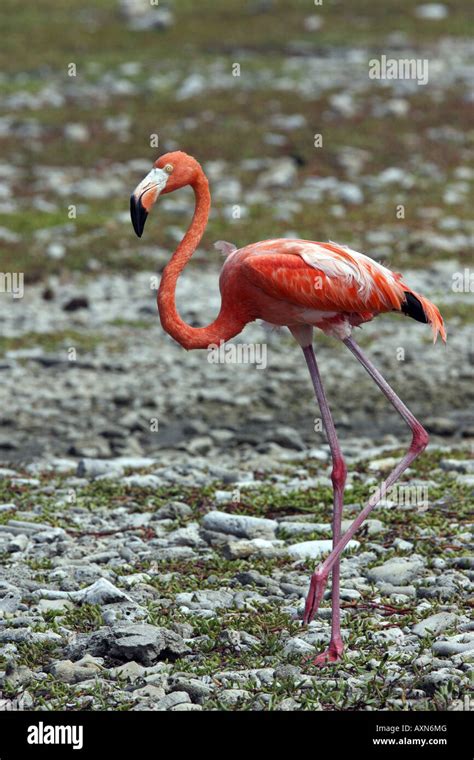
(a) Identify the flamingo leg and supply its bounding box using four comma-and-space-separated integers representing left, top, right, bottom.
303, 335, 429, 625
302, 344, 347, 665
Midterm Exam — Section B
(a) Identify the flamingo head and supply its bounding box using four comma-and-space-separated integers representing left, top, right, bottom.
130, 151, 201, 237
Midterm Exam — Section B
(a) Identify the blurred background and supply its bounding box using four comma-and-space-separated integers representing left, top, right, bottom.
0, 0, 472, 717
0, 0, 472, 462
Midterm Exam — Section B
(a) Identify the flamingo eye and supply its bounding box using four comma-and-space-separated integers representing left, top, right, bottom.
164, 164, 174, 174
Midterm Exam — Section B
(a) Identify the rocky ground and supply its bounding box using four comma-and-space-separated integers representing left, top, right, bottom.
0, 0, 473, 711
0, 446, 472, 711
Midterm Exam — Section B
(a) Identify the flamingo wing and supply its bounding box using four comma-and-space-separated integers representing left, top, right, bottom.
240, 240, 406, 315
239, 239, 445, 341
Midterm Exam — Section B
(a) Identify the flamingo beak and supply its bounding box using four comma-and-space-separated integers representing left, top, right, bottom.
130, 167, 170, 238
130, 194, 148, 238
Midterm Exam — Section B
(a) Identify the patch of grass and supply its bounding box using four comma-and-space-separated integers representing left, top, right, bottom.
25, 557, 54, 571
108, 318, 153, 329
24, 675, 134, 711
13, 640, 61, 670
0, 330, 102, 357
61, 603, 105, 632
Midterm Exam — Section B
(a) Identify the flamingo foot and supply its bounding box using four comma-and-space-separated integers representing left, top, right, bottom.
302, 570, 329, 624
311, 639, 344, 667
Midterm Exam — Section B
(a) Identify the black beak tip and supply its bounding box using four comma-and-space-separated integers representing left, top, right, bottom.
130, 194, 148, 238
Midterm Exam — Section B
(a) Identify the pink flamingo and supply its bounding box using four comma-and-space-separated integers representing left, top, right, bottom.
130, 152, 446, 665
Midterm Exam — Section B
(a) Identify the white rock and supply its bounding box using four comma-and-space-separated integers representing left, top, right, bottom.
122, 474, 162, 488
368, 456, 399, 472
337, 183, 363, 204
108, 661, 147, 682
120, 0, 174, 31
303, 15, 323, 32
415, 4, 448, 20
366, 557, 424, 586
270, 114, 307, 130
219, 688, 251, 705
283, 637, 315, 656
412, 612, 457, 638
329, 92, 356, 117
202, 511, 277, 539
277, 521, 331, 537
214, 490, 236, 504
119, 573, 151, 588
393, 538, 414, 552
114, 456, 156, 469
177, 74, 206, 100
257, 159, 297, 189
432, 632, 474, 657
372, 627, 406, 644
77, 459, 124, 479
50, 655, 103, 684
156, 691, 191, 711
223, 538, 285, 559
133, 684, 166, 700
35, 578, 134, 605
340, 589, 362, 602
64, 123, 89, 142
287, 539, 359, 560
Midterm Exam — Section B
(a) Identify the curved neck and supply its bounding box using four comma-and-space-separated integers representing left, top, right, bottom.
158, 169, 246, 349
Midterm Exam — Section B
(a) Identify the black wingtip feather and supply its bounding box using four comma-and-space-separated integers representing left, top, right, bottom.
401, 291, 428, 323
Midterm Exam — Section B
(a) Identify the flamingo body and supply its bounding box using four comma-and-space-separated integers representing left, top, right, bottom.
219, 238, 446, 342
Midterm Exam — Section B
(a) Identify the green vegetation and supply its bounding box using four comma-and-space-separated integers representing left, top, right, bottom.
0, 330, 102, 357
